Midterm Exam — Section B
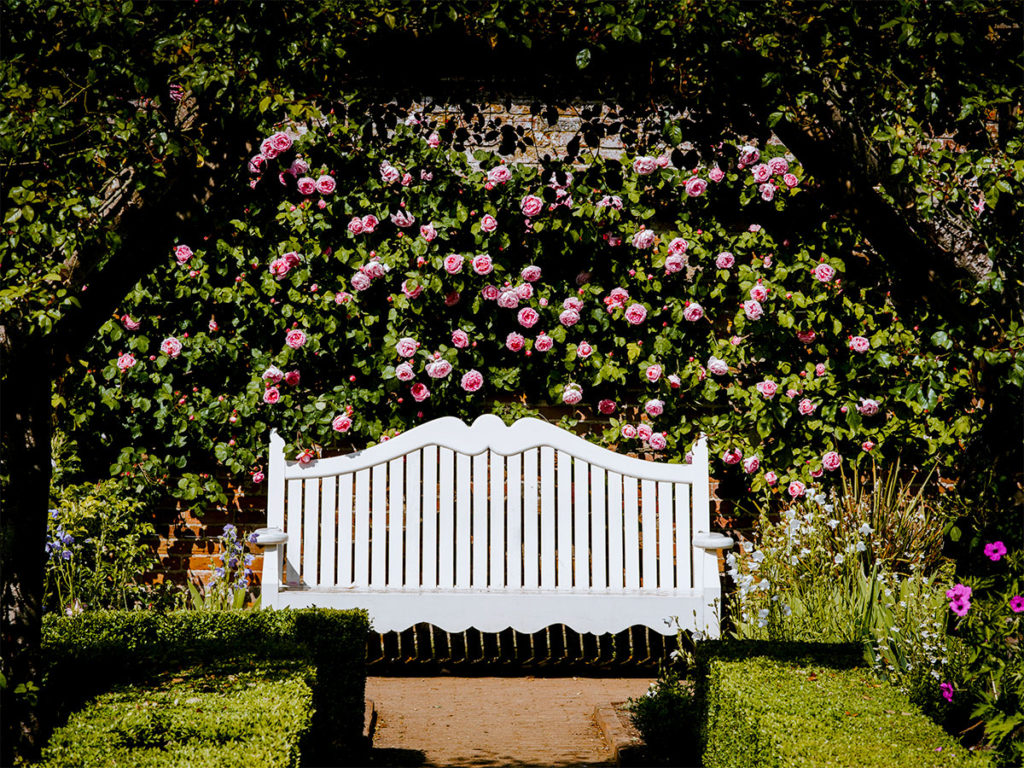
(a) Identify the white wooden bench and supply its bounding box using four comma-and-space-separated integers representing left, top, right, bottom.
255, 415, 731, 637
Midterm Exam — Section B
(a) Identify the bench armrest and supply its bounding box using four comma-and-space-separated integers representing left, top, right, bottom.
692, 532, 734, 550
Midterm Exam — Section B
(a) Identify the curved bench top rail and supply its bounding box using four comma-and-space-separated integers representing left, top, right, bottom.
277, 415, 707, 484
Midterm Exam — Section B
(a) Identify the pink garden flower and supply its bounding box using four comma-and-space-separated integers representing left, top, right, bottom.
1010, 596, 1024, 613
562, 383, 583, 405
716, 252, 735, 269
822, 451, 842, 471
946, 584, 972, 617
849, 336, 871, 353
668, 374, 681, 388
751, 164, 771, 183
451, 329, 469, 348
759, 182, 776, 201
361, 214, 379, 232
296, 177, 316, 195
410, 383, 430, 402
252, 470, 265, 483
813, 263, 836, 282
625, 304, 648, 325
471, 255, 493, 275
285, 329, 306, 349
604, 288, 630, 310
637, 424, 653, 442
756, 380, 778, 399
646, 364, 662, 383
395, 362, 414, 381
160, 337, 182, 357
420, 223, 437, 241
347, 217, 365, 234
395, 337, 419, 358
521, 265, 542, 282
426, 358, 452, 379
521, 195, 544, 217
768, 157, 789, 175
633, 156, 658, 175
857, 398, 880, 416
515, 283, 533, 300
667, 238, 688, 255
559, 309, 580, 327
645, 399, 664, 417
480, 214, 498, 232
506, 332, 525, 352
685, 177, 707, 197
315, 175, 336, 194
738, 145, 760, 167
262, 366, 284, 384
621, 424, 637, 439
783, 173, 799, 188
797, 329, 817, 344
518, 307, 540, 328
269, 258, 291, 280
350, 272, 371, 292
598, 399, 616, 415
765, 471, 778, 486
722, 448, 743, 465
984, 541, 1007, 562
263, 386, 281, 404
296, 448, 315, 464
750, 284, 769, 303
461, 369, 484, 392
487, 166, 512, 185
563, 297, 583, 312
708, 166, 725, 182
121, 315, 140, 331
862, 440, 876, 452
391, 210, 415, 228
788, 481, 806, 498
743, 456, 760, 474
117, 353, 136, 371
707, 357, 729, 376
648, 433, 667, 451
534, 333, 553, 352
174, 245, 193, 264
269, 131, 292, 153
284, 370, 300, 386
940, 683, 954, 702
577, 341, 594, 358
743, 300, 764, 320
798, 398, 817, 416
497, 289, 519, 310
426, 132, 440, 148
402, 280, 423, 298
815, 363, 827, 377
481, 285, 500, 301
380, 162, 400, 184
665, 254, 685, 274
631, 229, 657, 249
332, 415, 353, 433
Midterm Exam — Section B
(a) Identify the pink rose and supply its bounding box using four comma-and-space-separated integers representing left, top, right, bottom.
646, 364, 662, 383
716, 252, 735, 269
347, 217, 365, 235
668, 374, 681, 388
788, 481, 806, 498
562, 383, 583, 405
521, 195, 544, 217
722, 448, 742, 465
350, 272, 371, 291
563, 297, 583, 312
862, 440, 876, 452
471, 255, 493, 275
815, 363, 827, 377
451, 329, 469, 348
798, 398, 817, 416
282, 370, 300, 387
598, 399, 616, 415
707, 357, 729, 376
269, 132, 292, 153
315, 175, 336, 194
296, 177, 316, 195
461, 369, 484, 392
624, 304, 647, 325
380, 162, 400, 184
248, 154, 266, 174
743, 300, 763, 320
420, 223, 437, 241
709, 165, 725, 182
426, 359, 452, 379
559, 309, 580, 327
117, 353, 136, 371
289, 157, 309, 176
534, 333, 553, 352
751, 164, 771, 183
685, 177, 707, 197
597, 195, 623, 209
683, 303, 704, 322
401, 280, 423, 299
285, 329, 306, 349
645, 399, 664, 417
497, 289, 519, 309
395, 362, 415, 381
487, 166, 512, 184
849, 336, 871, 353
262, 386, 281, 405
783, 173, 799, 188
481, 285, 500, 301
332, 415, 353, 432
577, 341, 593, 358
760, 182, 776, 201
427, 132, 440, 148
401, 173, 413, 186
391, 210, 415, 228
637, 424, 653, 441
797, 330, 817, 344
444, 254, 464, 274
252, 470, 265, 484
633, 156, 658, 175
506, 332, 525, 352
174, 245, 193, 264
604, 288, 629, 310
260, 138, 279, 159
396, 337, 419, 358
750, 285, 769, 303
756, 380, 778, 399
521, 265, 542, 282
122, 315, 140, 331
262, 366, 284, 384
665, 254, 685, 275
515, 283, 533, 300
361, 215, 379, 232
743, 456, 760, 474
768, 157, 789, 175
857, 398, 880, 416
480, 214, 498, 232
410, 383, 431, 402
738, 145, 760, 167
282, 252, 302, 269
518, 307, 539, 328
420, 169, 433, 182
296, 448, 315, 465
621, 424, 638, 439
160, 337, 182, 357
444, 291, 459, 306
813, 263, 835, 282
648, 432, 667, 451
667, 238, 688, 256
822, 451, 841, 471
631, 229, 657, 249
269, 258, 290, 279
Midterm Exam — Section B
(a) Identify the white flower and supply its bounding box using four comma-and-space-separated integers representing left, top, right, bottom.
751, 550, 765, 562
758, 608, 770, 619
782, 605, 792, 617
859, 523, 873, 537
834, 553, 845, 565
827, 519, 840, 529
741, 541, 754, 553
757, 579, 771, 592
856, 541, 867, 552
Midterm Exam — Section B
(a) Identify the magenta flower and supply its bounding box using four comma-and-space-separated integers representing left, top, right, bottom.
940, 683, 954, 702
461, 370, 484, 393
332, 415, 353, 433
983, 541, 1007, 562
284, 329, 306, 350
624, 303, 648, 325
1010, 595, 1024, 613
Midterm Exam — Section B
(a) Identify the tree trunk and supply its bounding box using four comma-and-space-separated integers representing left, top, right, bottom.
0, 329, 53, 765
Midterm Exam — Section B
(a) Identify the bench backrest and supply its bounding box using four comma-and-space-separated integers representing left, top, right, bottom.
262, 415, 720, 635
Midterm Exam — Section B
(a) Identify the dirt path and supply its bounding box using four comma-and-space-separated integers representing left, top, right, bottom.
365, 676, 653, 767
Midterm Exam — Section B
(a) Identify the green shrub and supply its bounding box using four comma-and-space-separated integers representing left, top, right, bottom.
42, 608, 369, 765
628, 666, 699, 764
38, 658, 313, 768
700, 646, 990, 768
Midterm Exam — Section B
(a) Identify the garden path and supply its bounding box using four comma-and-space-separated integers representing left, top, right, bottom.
365, 675, 653, 767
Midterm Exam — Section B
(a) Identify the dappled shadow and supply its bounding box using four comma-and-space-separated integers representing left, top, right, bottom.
364, 751, 617, 768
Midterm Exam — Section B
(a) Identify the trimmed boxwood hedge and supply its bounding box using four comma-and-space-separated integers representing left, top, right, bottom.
38, 659, 314, 768
41, 609, 369, 766
697, 642, 990, 768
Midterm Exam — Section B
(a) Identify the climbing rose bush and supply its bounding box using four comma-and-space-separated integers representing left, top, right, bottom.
65, 109, 985, 502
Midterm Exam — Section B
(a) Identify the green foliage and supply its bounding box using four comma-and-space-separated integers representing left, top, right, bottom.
701, 652, 990, 768
627, 666, 699, 763
180, 525, 258, 611
38, 659, 314, 768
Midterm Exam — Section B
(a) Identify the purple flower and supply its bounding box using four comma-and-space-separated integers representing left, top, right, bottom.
940, 683, 954, 702
61, 550, 72, 561
1010, 595, 1024, 613
983, 541, 1007, 561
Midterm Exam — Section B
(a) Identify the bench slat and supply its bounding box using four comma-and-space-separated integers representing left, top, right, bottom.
675, 482, 691, 596
540, 447, 555, 589
338, 473, 353, 586
473, 452, 488, 588
354, 469, 369, 586
438, 447, 455, 589
506, 453, 522, 590
455, 452, 471, 588
641, 479, 657, 589
490, 452, 505, 589
557, 450, 572, 589
607, 471, 623, 590
286, 478, 302, 587
388, 457, 403, 587
371, 463, 387, 586
320, 476, 336, 587
591, 465, 607, 590
623, 475, 640, 590
658, 481, 674, 590
406, 450, 421, 589
422, 447, 438, 589
573, 457, 589, 589
524, 448, 540, 590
